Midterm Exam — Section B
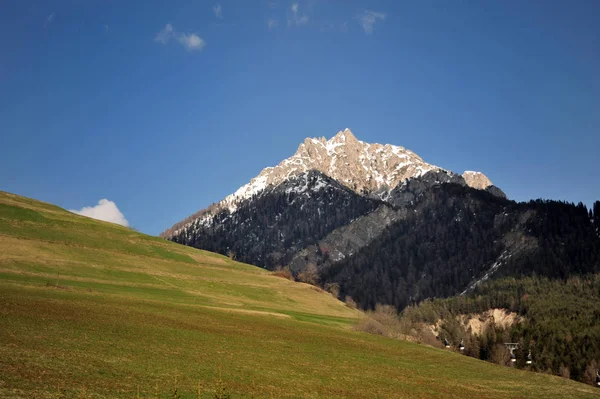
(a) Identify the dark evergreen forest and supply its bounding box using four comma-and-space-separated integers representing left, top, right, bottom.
323, 185, 600, 311
172, 171, 379, 268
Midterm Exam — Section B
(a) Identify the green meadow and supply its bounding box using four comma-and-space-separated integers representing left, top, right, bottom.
0, 190, 598, 398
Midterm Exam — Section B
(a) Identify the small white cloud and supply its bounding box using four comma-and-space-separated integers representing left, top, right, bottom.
213, 3, 223, 18
104, 24, 110, 33
267, 18, 279, 30
70, 199, 129, 227
154, 24, 205, 52
44, 12, 55, 28
359, 10, 386, 34
177, 33, 205, 51
154, 23, 174, 44
288, 3, 309, 27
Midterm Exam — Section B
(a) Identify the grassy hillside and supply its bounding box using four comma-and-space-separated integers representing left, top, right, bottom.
0, 191, 598, 398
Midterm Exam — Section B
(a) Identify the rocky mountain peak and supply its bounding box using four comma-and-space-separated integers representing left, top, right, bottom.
288, 129, 441, 196
462, 171, 493, 190
163, 128, 502, 237
332, 128, 358, 143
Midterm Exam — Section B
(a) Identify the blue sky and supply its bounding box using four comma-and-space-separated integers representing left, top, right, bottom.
1, 0, 599, 235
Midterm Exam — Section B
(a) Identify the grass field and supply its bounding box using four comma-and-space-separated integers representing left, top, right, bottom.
1, 190, 598, 398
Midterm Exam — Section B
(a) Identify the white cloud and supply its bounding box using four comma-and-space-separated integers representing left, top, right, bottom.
70, 199, 129, 227
296, 15, 309, 25
213, 3, 223, 18
177, 33, 205, 51
267, 18, 279, 30
359, 10, 386, 34
154, 24, 205, 52
104, 24, 110, 33
43, 12, 55, 28
288, 3, 309, 27
154, 23, 174, 44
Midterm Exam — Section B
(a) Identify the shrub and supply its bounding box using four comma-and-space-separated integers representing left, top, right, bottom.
297, 263, 319, 285
490, 344, 511, 366
271, 266, 294, 281
354, 317, 388, 336
354, 303, 407, 339
369, 304, 399, 325
324, 283, 340, 298
583, 360, 598, 386
344, 296, 357, 309
559, 364, 571, 379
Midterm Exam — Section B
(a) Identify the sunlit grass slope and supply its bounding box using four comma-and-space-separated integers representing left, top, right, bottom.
0, 190, 598, 398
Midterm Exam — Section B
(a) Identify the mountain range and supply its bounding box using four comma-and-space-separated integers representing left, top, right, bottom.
163, 129, 600, 310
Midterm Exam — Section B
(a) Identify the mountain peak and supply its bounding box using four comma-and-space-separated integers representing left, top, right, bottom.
462, 171, 493, 190
211, 128, 449, 217
163, 128, 500, 237
332, 128, 358, 144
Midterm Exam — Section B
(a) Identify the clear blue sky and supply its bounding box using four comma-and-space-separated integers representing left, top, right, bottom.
1, 0, 599, 235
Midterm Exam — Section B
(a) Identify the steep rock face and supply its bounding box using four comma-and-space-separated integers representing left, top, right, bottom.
225, 128, 440, 204
462, 171, 493, 190
287, 204, 407, 274
386, 169, 466, 207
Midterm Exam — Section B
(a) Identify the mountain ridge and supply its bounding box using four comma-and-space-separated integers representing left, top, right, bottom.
162, 128, 500, 238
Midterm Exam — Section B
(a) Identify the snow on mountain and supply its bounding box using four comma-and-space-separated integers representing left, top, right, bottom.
162, 128, 496, 238
223, 128, 439, 206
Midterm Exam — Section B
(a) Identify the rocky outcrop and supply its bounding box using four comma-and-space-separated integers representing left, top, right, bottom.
287, 204, 407, 274
462, 171, 493, 190
386, 169, 466, 207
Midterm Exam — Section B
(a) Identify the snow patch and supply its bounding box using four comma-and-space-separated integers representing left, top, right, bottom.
461, 251, 510, 295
